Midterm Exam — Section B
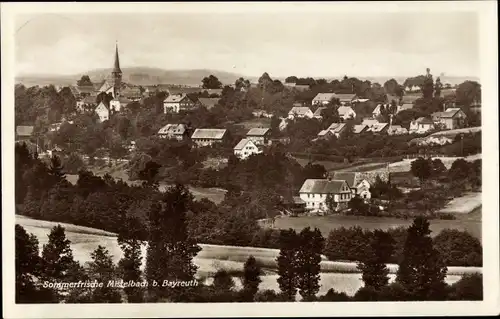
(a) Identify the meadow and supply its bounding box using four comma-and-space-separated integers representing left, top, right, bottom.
15, 215, 480, 297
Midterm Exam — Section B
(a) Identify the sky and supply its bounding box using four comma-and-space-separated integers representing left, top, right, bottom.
14, 10, 479, 78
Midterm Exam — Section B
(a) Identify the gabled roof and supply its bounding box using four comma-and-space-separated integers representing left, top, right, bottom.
413, 117, 434, 125
247, 127, 270, 136
362, 118, 379, 127
332, 172, 359, 188
158, 124, 187, 135
353, 124, 368, 134
288, 106, 312, 115
112, 96, 132, 104
234, 138, 256, 150
338, 106, 355, 116
397, 104, 413, 113
16, 125, 34, 137
299, 179, 348, 194
191, 128, 227, 140
369, 123, 389, 132
326, 122, 346, 133
372, 104, 382, 114
313, 107, 328, 117
313, 93, 336, 102
439, 108, 464, 118
81, 95, 97, 104
336, 93, 356, 102
164, 93, 190, 103
198, 98, 220, 109
95, 101, 108, 111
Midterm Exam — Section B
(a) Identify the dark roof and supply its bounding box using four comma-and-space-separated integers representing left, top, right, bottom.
247, 128, 270, 136
332, 172, 356, 188
299, 179, 347, 194
113, 43, 122, 74
198, 98, 220, 109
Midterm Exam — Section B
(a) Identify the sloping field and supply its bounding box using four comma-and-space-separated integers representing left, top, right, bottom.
235, 118, 272, 130
440, 192, 482, 214
387, 154, 481, 173
15, 215, 478, 296
430, 126, 481, 138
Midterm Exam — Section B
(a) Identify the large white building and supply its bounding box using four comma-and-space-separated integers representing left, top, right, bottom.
233, 138, 262, 160
298, 179, 352, 212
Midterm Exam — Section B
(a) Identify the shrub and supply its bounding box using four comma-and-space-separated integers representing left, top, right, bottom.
324, 227, 371, 261
433, 229, 482, 266
62, 153, 85, 174
447, 273, 483, 300
317, 288, 351, 301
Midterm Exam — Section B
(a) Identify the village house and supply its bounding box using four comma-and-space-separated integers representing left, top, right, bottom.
337, 106, 356, 120
246, 127, 271, 145
332, 172, 371, 199
252, 110, 273, 118
167, 87, 203, 96
233, 138, 262, 160
288, 106, 314, 120
431, 108, 468, 130
317, 123, 347, 139
312, 93, 337, 105
299, 179, 352, 212
368, 122, 389, 134
313, 106, 328, 119
279, 196, 307, 216
372, 104, 383, 118
16, 125, 34, 141
396, 103, 413, 114
336, 93, 357, 106
387, 125, 409, 135
409, 117, 435, 134
157, 124, 190, 140
163, 94, 196, 113
191, 128, 227, 147
110, 96, 132, 112
197, 98, 220, 110
95, 102, 110, 122
353, 124, 368, 134
120, 85, 143, 101
361, 118, 380, 127
76, 95, 97, 112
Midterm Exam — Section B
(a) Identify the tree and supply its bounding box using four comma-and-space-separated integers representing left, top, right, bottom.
447, 273, 482, 300
48, 155, 65, 185
202, 75, 223, 89
422, 68, 435, 100
285, 76, 299, 84
358, 230, 395, 290
77, 75, 93, 87
241, 256, 262, 301
235, 77, 251, 91
145, 185, 201, 301
320, 107, 340, 126
383, 78, 400, 95
296, 227, 324, 301
410, 157, 432, 184
87, 245, 122, 303
448, 158, 471, 181
433, 229, 482, 266
117, 216, 145, 303
431, 158, 447, 176
63, 153, 86, 174
276, 229, 299, 301
396, 217, 448, 300
212, 269, 235, 292
434, 77, 443, 97
348, 196, 369, 215
40, 225, 76, 301
15, 224, 43, 303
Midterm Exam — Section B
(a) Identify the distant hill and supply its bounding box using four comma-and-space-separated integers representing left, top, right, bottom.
16, 67, 256, 87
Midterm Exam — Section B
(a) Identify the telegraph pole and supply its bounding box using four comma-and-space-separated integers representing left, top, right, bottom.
460, 133, 464, 157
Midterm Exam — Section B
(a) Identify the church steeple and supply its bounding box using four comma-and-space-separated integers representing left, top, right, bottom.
112, 42, 122, 98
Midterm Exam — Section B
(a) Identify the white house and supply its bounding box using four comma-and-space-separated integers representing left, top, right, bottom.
372, 104, 384, 118
317, 123, 347, 139
335, 93, 356, 106
191, 128, 227, 147
409, 117, 435, 134
431, 108, 468, 130
288, 107, 314, 120
163, 94, 196, 113
337, 106, 356, 120
396, 104, 413, 114
158, 124, 189, 140
95, 102, 109, 123
233, 138, 262, 160
110, 97, 132, 112
299, 179, 352, 212
333, 172, 372, 199
312, 93, 337, 105
387, 125, 409, 135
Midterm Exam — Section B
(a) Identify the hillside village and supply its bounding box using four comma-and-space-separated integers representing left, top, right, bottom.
15, 45, 482, 216
12, 17, 486, 304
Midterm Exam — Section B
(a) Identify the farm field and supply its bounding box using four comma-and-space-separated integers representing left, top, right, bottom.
440, 192, 482, 214
15, 215, 479, 297
272, 212, 482, 242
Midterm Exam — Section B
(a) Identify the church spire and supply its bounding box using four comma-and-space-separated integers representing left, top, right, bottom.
112, 41, 122, 98
113, 42, 122, 74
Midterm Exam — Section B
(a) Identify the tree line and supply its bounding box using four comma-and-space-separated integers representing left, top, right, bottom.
16, 215, 482, 303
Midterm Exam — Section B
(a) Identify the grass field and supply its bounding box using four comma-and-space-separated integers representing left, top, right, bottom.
272, 213, 482, 242
440, 192, 482, 214
235, 118, 272, 130
387, 154, 481, 173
